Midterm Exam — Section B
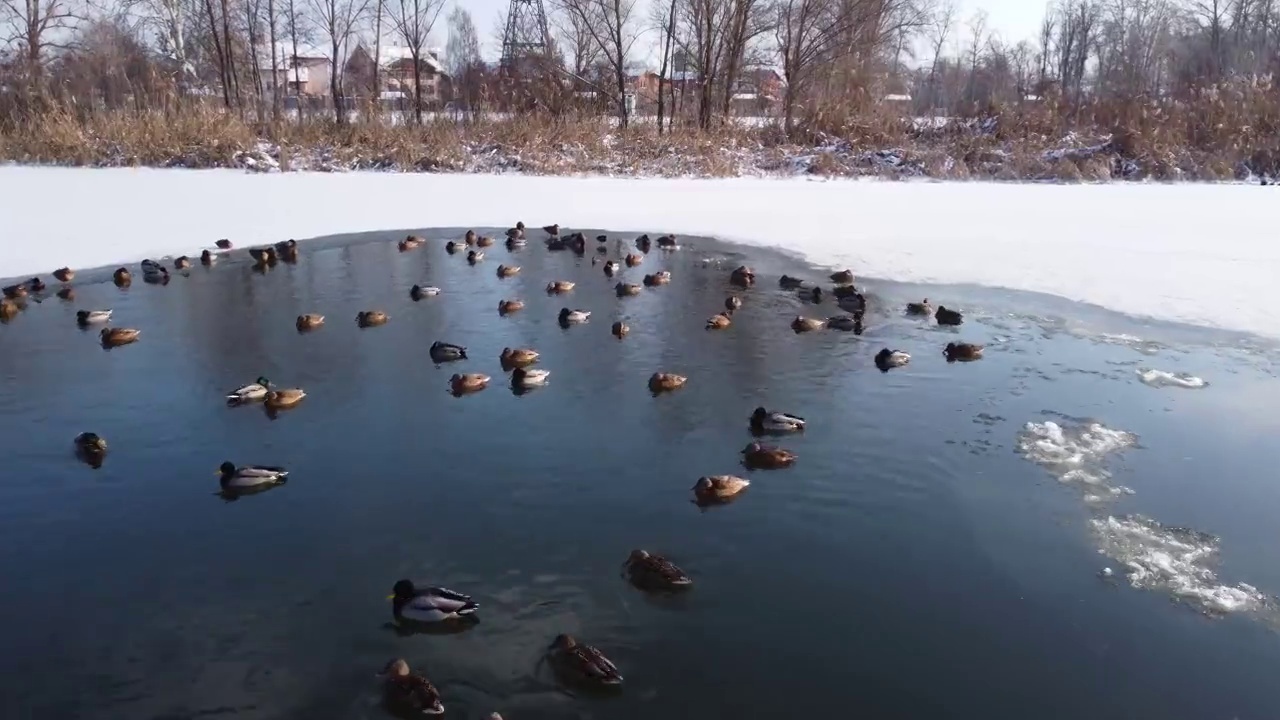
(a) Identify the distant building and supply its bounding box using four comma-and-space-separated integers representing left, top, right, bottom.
257, 44, 331, 97
346, 44, 450, 106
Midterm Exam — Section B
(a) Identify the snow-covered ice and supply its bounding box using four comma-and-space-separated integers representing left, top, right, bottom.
1136, 368, 1209, 389
2, 166, 1277, 338
1016, 419, 1138, 494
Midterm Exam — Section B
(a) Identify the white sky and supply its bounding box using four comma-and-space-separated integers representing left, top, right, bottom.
436, 0, 1053, 62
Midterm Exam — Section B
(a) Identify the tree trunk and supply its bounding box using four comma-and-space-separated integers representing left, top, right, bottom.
413, 52, 424, 124
331, 38, 344, 124
268, 0, 280, 121
204, 0, 232, 108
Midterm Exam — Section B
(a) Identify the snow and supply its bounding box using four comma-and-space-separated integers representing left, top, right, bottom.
1, 166, 1276, 339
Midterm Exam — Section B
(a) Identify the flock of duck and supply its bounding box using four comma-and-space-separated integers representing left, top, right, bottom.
5, 221, 985, 717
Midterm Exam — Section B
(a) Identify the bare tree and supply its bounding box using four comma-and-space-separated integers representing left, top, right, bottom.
924, 0, 957, 110
651, 0, 677, 132
557, 0, 641, 126
387, 0, 445, 123
309, 0, 368, 123
1, 0, 83, 93
134, 0, 192, 100
775, 0, 858, 132
964, 8, 987, 103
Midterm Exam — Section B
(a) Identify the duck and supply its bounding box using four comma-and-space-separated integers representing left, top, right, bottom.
398, 235, 424, 251
725, 295, 742, 312
546, 634, 623, 687
935, 306, 964, 326
112, 268, 131, 287
615, 282, 641, 297
496, 264, 520, 278
648, 372, 687, 393
74, 432, 108, 460
778, 275, 805, 290
378, 659, 445, 716
0, 298, 19, 320
603, 260, 620, 277
543, 224, 560, 236
837, 293, 867, 314
546, 236, 567, 251
559, 308, 591, 324
568, 233, 587, 254
296, 314, 325, 331
142, 261, 169, 283
875, 348, 911, 370
830, 269, 855, 285
944, 342, 984, 361
56, 287, 74, 301
826, 314, 862, 332
218, 461, 288, 489
643, 271, 671, 286
749, 407, 806, 433
76, 309, 112, 326
226, 376, 272, 403
53, 267, 74, 283
635, 234, 652, 253
265, 388, 307, 409
467, 250, 485, 265
791, 315, 824, 333
741, 441, 797, 469
729, 266, 756, 288
389, 580, 480, 623
832, 285, 862, 299
450, 373, 490, 394
26, 277, 46, 293
511, 367, 550, 388
356, 310, 389, 327
801, 286, 823, 303
200, 249, 216, 265
905, 299, 933, 316
2, 283, 27, 299
597, 234, 608, 243
706, 312, 732, 330
500, 347, 540, 367
409, 285, 441, 300
173, 256, 192, 270
498, 299, 524, 315
430, 341, 468, 362
445, 240, 461, 255
624, 253, 643, 267
247, 247, 276, 265
464, 229, 478, 245
505, 234, 527, 249
546, 280, 575, 294
656, 234, 678, 249
476, 235, 495, 247
100, 327, 140, 347
505, 226, 524, 241
622, 550, 691, 591
215, 239, 233, 249
612, 321, 629, 338
276, 239, 299, 261
692, 475, 750, 502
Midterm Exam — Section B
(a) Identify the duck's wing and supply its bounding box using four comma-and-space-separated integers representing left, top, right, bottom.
388, 675, 444, 713
420, 586, 478, 614
572, 644, 622, 682
240, 465, 287, 478
643, 555, 691, 585
770, 412, 805, 425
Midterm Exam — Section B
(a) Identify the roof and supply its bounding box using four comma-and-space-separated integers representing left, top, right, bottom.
374, 46, 446, 75
257, 43, 329, 70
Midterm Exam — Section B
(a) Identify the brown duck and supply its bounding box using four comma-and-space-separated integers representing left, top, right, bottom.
398, 235, 424, 251
692, 475, 750, 502
53, 267, 75, 283
546, 634, 623, 687
500, 347, 540, 367
706, 312, 732, 330
450, 373, 491, 394
356, 311, 389, 327
622, 550, 692, 591
497, 264, 520, 278
265, 388, 307, 409
648, 372, 687, 393
612, 321, 629, 339
724, 296, 742, 312
200, 250, 216, 265
830, 269, 855, 285
112, 268, 132, 287
906, 299, 933, 316
729, 266, 756, 288
791, 315, 824, 333
935, 306, 964, 326
215, 239, 233, 249
643, 271, 671, 286
100, 327, 141, 347
296, 314, 325, 331
378, 659, 444, 715
741, 441, 797, 469
944, 342, 984, 361
546, 280, 575, 294
624, 253, 643, 267
498, 299, 524, 315
0, 298, 19, 320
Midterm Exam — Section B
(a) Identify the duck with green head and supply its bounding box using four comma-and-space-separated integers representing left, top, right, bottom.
226, 376, 271, 404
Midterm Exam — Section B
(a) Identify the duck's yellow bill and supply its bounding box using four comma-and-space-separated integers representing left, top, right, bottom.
385, 594, 395, 600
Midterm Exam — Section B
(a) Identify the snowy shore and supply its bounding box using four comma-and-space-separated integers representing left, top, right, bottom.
2, 166, 1275, 338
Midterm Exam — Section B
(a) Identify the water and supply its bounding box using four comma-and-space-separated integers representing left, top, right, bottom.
2, 229, 1280, 720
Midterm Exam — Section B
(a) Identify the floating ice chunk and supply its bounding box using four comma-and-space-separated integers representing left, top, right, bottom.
1137, 368, 1208, 389
1016, 419, 1137, 494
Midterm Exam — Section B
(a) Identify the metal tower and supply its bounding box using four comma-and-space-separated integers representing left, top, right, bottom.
499, 0, 551, 73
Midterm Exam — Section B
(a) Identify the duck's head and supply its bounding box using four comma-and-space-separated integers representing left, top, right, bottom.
692, 477, 713, 492
516, 221, 525, 230
379, 658, 411, 677
750, 407, 768, 422
558, 308, 571, 320
218, 461, 236, 477
628, 549, 650, 563
468, 250, 477, 260
741, 442, 762, 455
875, 348, 891, 361
76, 310, 90, 322
256, 376, 271, 388
391, 579, 415, 601
548, 634, 577, 651
501, 347, 513, 357
943, 343, 957, 356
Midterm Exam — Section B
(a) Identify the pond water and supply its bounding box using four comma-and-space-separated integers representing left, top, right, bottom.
2, 228, 1279, 720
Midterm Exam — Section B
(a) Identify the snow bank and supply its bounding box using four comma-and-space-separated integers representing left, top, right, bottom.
2, 167, 1276, 338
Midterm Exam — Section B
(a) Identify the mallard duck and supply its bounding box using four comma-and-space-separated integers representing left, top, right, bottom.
2, 283, 27, 299
791, 315, 823, 333
276, 239, 299, 261
612, 321, 629, 338
445, 241, 461, 255
543, 224, 560, 236
935, 306, 964, 326
615, 282, 641, 297
379, 659, 445, 715
643, 271, 671, 286
464, 229, 478, 245
837, 294, 867, 314
729, 266, 755, 288
656, 234, 678, 249
113, 268, 131, 287
778, 275, 804, 290
741, 441, 797, 469
826, 314, 862, 332
0, 298, 19, 319
622, 549, 691, 591
832, 285, 861, 299
500, 347, 540, 367
398, 235, 424, 251
76, 309, 111, 326
830, 269, 855, 285
624, 253, 643, 267
692, 475, 750, 502
498, 299, 524, 315
265, 388, 306, 409
357, 311, 389, 327
906, 299, 932, 316
505, 234, 527, 249
875, 348, 911, 370
430, 341, 467, 362
505, 226, 524, 240
944, 342, 984, 361
546, 280, 575, 294
476, 235, 495, 247
635, 234, 652, 252
725, 296, 742, 311
218, 461, 288, 489
603, 260, 620, 277
247, 247, 276, 265
200, 249, 216, 265
706, 312, 732, 330
74, 432, 108, 458
56, 287, 74, 301
497, 264, 520, 278
100, 327, 140, 346
511, 367, 550, 388
296, 314, 325, 331
390, 580, 479, 623
53, 267, 74, 283
750, 407, 805, 433
559, 308, 590, 324
174, 256, 192, 270
26, 277, 46, 293
142, 261, 169, 284
467, 250, 485, 265
215, 239, 233, 249
546, 634, 623, 687
597, 234, 608, 243
410, 285, 441, 300
648, 372, 687, 393
226, 376, 272, 403
546, 236, 567, 251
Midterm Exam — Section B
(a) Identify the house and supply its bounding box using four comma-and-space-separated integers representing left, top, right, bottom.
346, 44, 450, 106
258, 44, 330, 97
730, 68, 785, 115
